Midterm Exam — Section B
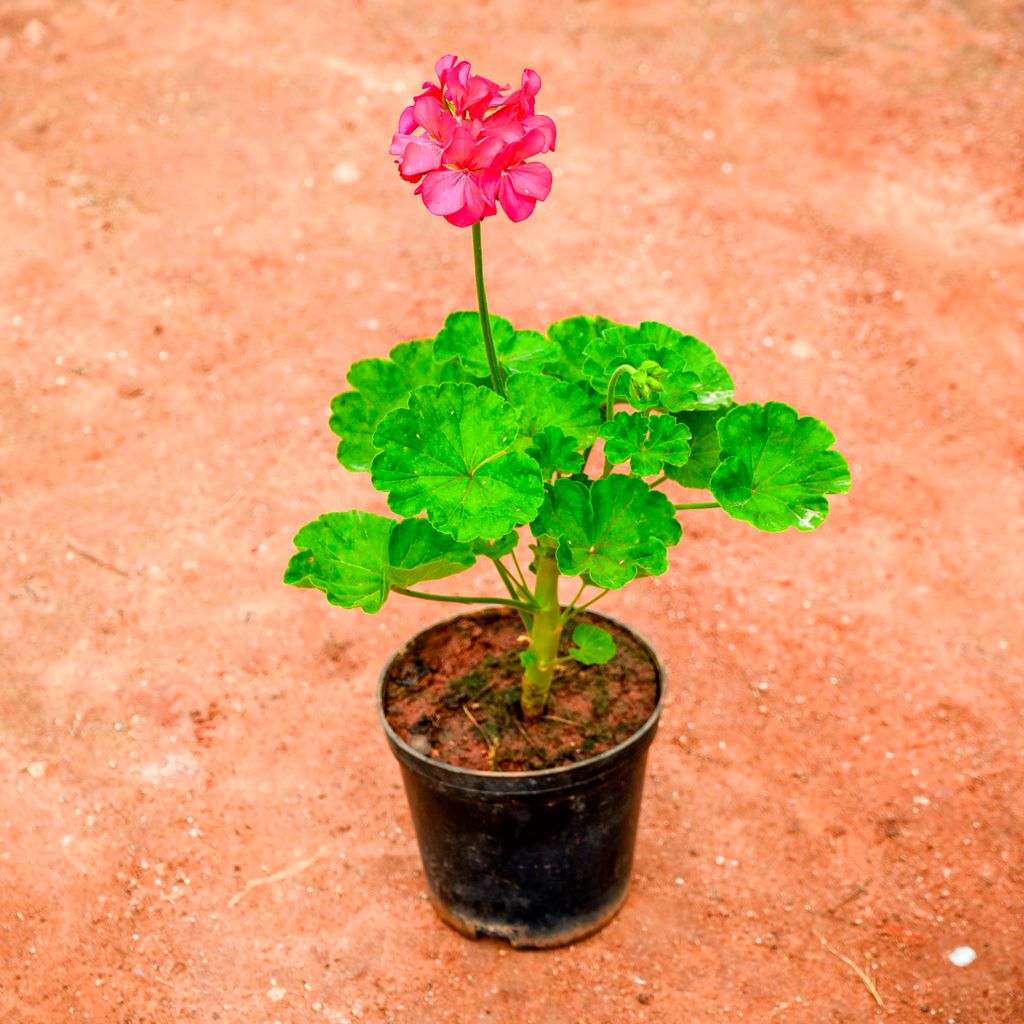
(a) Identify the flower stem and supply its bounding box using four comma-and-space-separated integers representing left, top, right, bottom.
604, 364, 637, 422
490, 558, 534, 631
601, 363, 637, 476
674, 501, 720, 510
471, 221, 507, 398
560, 587, 610, 624
393, 586, 535, 611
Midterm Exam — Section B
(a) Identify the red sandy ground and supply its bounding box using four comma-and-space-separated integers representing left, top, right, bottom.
2, 1, 1023, 1021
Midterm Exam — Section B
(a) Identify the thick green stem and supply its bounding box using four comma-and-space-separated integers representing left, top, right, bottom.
674, 501, 720, 510
471, 221, 506, 398
520, 545, 563, 720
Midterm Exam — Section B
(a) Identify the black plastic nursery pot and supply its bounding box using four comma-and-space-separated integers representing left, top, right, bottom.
377, 610, 664, 949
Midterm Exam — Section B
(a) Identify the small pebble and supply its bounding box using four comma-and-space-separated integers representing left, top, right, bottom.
408, 735, 431, 756
948, 946, 976, 967
26, 762, 47, 779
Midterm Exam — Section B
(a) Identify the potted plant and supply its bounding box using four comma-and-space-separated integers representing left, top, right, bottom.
284, 55, 850, 948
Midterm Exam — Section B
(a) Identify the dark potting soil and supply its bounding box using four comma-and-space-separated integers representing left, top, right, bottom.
382, 609, 659, 772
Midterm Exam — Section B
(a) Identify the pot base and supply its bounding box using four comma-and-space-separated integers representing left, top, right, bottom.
430, 883, 630, 949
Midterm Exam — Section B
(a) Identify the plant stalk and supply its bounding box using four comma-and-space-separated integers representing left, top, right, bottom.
471, 221, 507, 398
520, 545, 563, 720
393, 586, 534, 611
674, 501, 720, 510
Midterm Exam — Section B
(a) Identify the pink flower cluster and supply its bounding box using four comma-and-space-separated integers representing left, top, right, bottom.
389, 55, 556, 227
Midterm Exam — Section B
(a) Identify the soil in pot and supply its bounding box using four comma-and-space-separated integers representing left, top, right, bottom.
382, 608, 659, 772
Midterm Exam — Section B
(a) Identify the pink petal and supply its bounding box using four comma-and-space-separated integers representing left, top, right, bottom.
497, 177, 537, 222
478, 108, 527, 145
389, 130, 418, 157
444, 176, 495, 226
443, 125, 478, 168
399, 137, 444, 178
505, 161, 552, 201
522, 114, 556, 152
520, 69, 541, 106
478, 167, 500, 204
397, 104, 416, 135
435, 54, 458, 79
501, 127, 551, 167
468, 134, 505, 170
419, 169, 471, 216
411, 96, 456, 145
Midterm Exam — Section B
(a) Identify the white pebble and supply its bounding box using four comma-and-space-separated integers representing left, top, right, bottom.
948, 946, 976, 967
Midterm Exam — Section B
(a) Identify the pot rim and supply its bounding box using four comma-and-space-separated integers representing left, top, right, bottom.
376, 607, 666, 781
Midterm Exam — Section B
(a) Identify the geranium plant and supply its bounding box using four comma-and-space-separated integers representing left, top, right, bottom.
285, 56, 850, 721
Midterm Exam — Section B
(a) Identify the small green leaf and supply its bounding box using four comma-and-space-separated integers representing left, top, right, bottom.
284, 512, 475, 612
599, 412, 692, 476
710, 402, 851, 532
434, 311, 557, 377
371, 382, 545, 542
544, 315, 621, 385
470, 532, 519, 558
664, 407, 731, 489
568, 623, 616, 665
532, 475, 682, 588
505, 373, 602, 448
583, 321, 734, 412
329, 337, 469, 472
525, 426, 585, 478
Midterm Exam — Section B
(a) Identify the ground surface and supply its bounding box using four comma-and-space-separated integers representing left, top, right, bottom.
2, 1, 1023, 1021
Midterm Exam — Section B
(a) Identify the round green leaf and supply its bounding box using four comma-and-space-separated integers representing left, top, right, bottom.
284, 512, 476, 612
434, 311, 557, 377
583, 321, 734, 412
710, 402, 851, 532
531, 475, 682, 588
544, 315, 621, 386
664, 407, 731, 489
329, 337, 470, 472
525, 426, 585, 478
568, 623, 617, 665
505, 373, 602, 448
371, 382, 545, 542
599, 412, 692, 476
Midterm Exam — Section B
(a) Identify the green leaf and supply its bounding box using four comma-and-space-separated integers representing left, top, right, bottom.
284, 512, 476, 612
532, 475, 682, 588
470, 532, 519, 558
525, 426, 585, 478
434, 311, 557, 377
599, 412, 692, 476
505, 373, 603, 448
544, 315, 621, 385
568, 623, 617, 665
583, 321, 734, 412
329, 337, 469, 472
371, 382, 545, 542
387, 517, 478, 588
710, 402, 851, 532
664, 407, 731, 489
